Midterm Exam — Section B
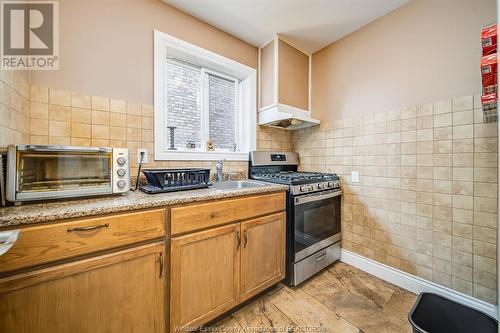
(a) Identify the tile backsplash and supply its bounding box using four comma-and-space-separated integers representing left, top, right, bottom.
0, 71, 30, 146
0, 71, 497, 305
293, 96, 498, 304
11, 83, 292, 179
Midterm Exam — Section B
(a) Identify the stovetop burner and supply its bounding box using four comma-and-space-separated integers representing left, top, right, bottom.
252, 171, 338, 185
249, 151, 341, 194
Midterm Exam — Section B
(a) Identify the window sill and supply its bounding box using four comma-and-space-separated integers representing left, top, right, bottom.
154, 150, 249, 161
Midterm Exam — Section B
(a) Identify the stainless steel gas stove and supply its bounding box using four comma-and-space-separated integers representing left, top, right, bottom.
249, 151, 342, 286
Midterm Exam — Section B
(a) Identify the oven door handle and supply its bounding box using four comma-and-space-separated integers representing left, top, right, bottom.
295, 190, 342, 205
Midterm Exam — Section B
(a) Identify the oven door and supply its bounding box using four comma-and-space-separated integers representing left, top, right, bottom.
292, 189, 341, 262
8, 145, 113, 202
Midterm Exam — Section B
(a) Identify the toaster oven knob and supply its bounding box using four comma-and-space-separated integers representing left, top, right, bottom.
117, 157, 126, 166
117, 168, 126, 177
117, 180, 126, 189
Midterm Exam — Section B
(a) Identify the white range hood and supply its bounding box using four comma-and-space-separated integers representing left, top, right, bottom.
258, 37, 320, 130
258, 104, 320, 130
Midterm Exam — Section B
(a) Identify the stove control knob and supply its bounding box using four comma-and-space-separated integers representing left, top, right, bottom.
307, 185, 314, 192
117, 180, 126, 189
299, 186, 306, 192
117, 157, 126, 166
318, 184, 325, 189
117, 168, 126, 177
327, 182, 333, 188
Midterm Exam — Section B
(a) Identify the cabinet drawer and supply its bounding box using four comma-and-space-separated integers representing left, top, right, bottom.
170, 192, 285, 235
0, 209, 166, 273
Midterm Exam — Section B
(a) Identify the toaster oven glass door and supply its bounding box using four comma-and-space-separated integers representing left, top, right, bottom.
16, 150, 113, 194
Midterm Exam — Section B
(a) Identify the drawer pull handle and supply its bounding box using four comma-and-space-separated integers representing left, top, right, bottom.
315, 253, 327, 262
67, 223, 109, 232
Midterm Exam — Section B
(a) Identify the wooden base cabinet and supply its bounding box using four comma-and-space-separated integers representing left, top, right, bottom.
170, 212, 286, 331
0, 242, 166, 333
170, 224, 241, 332
240, 212, 285, 301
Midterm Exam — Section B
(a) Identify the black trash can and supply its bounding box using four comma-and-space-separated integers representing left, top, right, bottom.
408, 292, 498, 333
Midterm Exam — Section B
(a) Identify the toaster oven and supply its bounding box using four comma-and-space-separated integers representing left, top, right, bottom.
6, 145, 130, 203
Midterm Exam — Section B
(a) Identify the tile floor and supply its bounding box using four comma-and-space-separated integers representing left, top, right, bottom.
211, 262, 417, 333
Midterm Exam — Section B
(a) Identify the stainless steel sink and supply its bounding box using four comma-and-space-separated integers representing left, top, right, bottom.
212, 180, 267, 190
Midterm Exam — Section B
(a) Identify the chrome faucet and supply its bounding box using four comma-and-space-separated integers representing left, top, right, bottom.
215, 159, 225, 181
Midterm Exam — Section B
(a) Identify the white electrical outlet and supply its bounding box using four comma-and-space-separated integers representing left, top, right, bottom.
352, 171, 360, 183
137, 149, 148, 164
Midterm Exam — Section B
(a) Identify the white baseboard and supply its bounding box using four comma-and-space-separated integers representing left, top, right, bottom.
340, 249, 498, 319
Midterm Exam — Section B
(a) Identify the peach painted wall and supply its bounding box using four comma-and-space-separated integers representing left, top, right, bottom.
29, 0, 258, 105
311, 0, 497, 124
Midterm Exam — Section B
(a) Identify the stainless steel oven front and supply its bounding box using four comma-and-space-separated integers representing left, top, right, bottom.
6, 145, 130, 203
288, 188, 342, 285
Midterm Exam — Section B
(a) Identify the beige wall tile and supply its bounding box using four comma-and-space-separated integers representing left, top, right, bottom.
48, 136, 71, 145
49, 121, 70, 137
474, 123, 498, 138
126, 102, 141, 115
126, 115, 141, 128
452, 96, 473, 112
71, 92, 91, 108
49, 88, 71, 106
453, 125, 473, 139
30, 85, 48, 103
30, 135, 48, 144
434, 127, 452, 140
434, 99, 452, 114
474, 255, 496, 274
71, 138, 91, 146
71, 123, 90, 139
110, 99, 127, 113
91, 96, 110, 111
434, 113, 452, 128
110, 112, 126, 127
91, 124, 109, 139
142, 104, 154, 117
71, 107, 91, 124
126, 127, 141, 141
30, 119, 48, 135
141, 117, 153, 129
474, 153, 497, 167
109, 126, 126, 140
92, 110, 110, 125
453, 110, 473, 125
31, 102, 48, 120
474, 168, 497, 183
49, 105, 71, 122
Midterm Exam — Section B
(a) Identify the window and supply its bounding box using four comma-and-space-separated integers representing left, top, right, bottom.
154, 31, 256, 161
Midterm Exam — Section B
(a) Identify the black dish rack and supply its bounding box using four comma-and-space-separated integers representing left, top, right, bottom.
139, 168, 212, 194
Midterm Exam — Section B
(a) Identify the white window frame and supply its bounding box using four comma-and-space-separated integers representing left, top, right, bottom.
154, 30, 256, 161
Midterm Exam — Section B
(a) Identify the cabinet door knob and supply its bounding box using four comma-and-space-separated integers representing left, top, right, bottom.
243, 230, 248, 248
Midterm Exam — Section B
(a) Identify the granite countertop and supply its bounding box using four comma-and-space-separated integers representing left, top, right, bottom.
0, 181, 288, 229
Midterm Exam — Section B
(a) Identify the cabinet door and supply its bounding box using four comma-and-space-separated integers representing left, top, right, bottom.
240, 212, 285, 301
0, 242, 165, 333
170, 224, 240, 331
